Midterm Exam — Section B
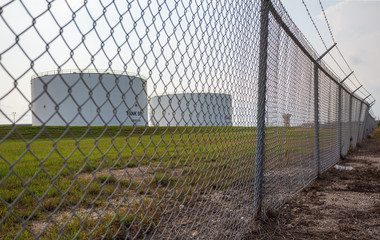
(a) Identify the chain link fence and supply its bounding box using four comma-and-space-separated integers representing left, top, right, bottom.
0, 0, 377, 239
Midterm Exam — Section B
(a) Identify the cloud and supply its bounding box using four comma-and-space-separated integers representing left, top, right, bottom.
323, 0, 380, 115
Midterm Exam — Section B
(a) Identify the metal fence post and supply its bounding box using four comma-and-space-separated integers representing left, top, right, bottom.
313, 63, 320, 176
313, 43, 336, 177
364, 104, 369, 137
362, 95, 372, 137
338, 86, 342, 156
349, 95, 353, 147
357, 102, 363, 143
253, 0, 270, 219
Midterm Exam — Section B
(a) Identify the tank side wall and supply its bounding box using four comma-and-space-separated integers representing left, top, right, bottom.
149, 93, 232, 127
31, 74, 147, 126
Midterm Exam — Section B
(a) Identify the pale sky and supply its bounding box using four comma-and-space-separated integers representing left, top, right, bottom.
0, 0, 379, 124
281, 0, 380, 119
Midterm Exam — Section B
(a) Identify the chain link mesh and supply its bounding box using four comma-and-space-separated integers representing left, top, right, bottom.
262, 9, 317, 212
0, 0, 377, 239
318, 70, 340, 173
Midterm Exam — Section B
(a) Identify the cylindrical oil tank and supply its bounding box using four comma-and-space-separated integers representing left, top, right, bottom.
149, 93, 232, 126
31, 72, 147, 126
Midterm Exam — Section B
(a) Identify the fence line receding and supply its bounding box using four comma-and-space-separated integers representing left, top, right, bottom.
0, 0, 377, 239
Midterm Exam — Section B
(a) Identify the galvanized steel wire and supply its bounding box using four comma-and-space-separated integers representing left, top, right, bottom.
0, 0, 377, 239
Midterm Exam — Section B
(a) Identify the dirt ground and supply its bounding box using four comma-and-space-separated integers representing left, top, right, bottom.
245, 129, 380, 240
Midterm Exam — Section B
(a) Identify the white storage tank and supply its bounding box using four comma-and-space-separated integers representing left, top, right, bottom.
149, 93, 232, 126
31, 71, 147, 126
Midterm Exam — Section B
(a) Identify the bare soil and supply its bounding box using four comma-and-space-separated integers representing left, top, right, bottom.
78, 165, 152, 182
245, 129, 380, 240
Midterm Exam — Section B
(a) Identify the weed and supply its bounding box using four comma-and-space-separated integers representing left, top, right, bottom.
153, 172, 175, 187
123, 214, 134, 227
97, 175, 118, 184
41, 197, 62, 212
348, 146, 355, 154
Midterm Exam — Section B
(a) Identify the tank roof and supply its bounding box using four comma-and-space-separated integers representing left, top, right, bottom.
31, 70, 147, 81
151, 92, 230, 98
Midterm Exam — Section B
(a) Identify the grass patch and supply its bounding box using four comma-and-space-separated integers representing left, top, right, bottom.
0, 125, 326, 237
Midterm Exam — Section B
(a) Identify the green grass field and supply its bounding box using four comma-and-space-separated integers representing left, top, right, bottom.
0, 125, 321, 239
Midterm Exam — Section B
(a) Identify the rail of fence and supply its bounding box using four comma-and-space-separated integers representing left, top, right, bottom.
0, 0, 377, 239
